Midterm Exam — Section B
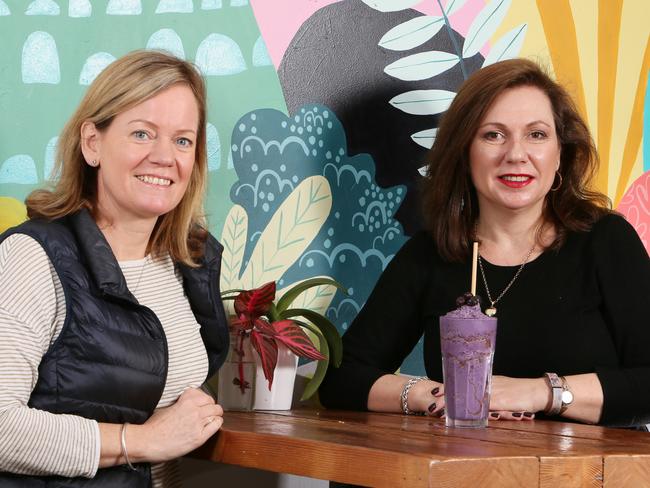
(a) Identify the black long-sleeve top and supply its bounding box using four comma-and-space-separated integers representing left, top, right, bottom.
319, 214, 650, 427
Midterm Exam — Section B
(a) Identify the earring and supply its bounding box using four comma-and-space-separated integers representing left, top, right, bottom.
551, 171, 563, 192
88, 159, 98, 167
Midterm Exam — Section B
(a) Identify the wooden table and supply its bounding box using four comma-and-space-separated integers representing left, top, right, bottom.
191, 409, 650, 487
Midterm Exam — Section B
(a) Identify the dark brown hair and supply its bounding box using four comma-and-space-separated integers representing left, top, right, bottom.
26, 50, 209, 266
421, 58, 611, 262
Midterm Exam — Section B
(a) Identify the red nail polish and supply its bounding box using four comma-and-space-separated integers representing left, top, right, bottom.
431, 387, 439, 396
428, 403, 436, 412
512, 412, 522, 418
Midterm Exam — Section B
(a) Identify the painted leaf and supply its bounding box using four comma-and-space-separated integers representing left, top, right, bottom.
279, 308, 342, 367
411, 128, 438, 149
295, 320, 330, 401
462, 0, 511, 59
220, 204, 248, 291
481, 23, 527, 67
239, 176, 332, 288
250, 329, 279, 389
445, 0, 469, 16
385, 51, 459, 81
379, 16, 444, 52
389, 90, 456, 115
272, 320, 325, 361
276, 277, 346, 313
361, 0, 422, 13
234, 281, 276, 317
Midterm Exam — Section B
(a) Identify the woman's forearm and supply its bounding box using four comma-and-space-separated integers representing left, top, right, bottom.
367, 374, 444, 414
558, 373, 603, 424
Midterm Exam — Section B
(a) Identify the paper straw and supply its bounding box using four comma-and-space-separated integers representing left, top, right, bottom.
470, 242, 478, 296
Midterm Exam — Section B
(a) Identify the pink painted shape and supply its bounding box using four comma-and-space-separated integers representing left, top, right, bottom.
616, 171, 650, 254
250, 0, 489, 69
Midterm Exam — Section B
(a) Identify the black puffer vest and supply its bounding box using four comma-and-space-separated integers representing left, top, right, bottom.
0, 210, 229, 487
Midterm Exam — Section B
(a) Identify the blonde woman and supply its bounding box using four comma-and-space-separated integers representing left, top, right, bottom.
0, 51, 229, 487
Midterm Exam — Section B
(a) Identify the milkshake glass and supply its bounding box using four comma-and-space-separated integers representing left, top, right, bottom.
439, 302, 497, 428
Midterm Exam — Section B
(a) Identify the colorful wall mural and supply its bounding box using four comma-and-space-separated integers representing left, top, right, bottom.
1, 0, 649, 378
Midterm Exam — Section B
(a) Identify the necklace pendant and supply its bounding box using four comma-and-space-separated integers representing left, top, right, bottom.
486, 307, 497, 317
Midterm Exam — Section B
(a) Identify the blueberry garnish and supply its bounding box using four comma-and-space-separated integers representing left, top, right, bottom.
456, 292, 480, 307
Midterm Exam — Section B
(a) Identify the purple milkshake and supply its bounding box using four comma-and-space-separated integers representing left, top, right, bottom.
439, 295, 497, 428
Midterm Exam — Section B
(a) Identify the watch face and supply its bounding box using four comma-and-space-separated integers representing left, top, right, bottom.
561, 390, 574, 405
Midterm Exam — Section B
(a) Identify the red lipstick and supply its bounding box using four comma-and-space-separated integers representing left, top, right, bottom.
498, 174, 533, 188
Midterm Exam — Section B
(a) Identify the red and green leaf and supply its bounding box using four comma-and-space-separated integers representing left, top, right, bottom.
230, 313, 255, 333
250, 329, 279, 389
271, 320, 325, 361
234, 281, 276, 318
253, 317, 277, 336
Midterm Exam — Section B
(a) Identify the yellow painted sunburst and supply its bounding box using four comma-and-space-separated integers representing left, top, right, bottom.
0, 197, 27, 233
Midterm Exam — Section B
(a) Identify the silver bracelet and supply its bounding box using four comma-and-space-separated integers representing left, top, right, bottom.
120, 422, 137, 471
400, 376, 427, 415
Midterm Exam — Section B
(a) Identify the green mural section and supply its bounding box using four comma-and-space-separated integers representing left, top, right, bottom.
0, 0, 287, 235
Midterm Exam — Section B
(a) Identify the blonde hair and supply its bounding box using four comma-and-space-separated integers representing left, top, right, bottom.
26, 50, 209, 266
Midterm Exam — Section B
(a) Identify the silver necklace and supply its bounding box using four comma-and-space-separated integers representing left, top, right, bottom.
477, 243, 536, 317
130, 256, 149, 295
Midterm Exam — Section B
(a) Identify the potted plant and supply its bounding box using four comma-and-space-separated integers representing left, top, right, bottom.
218, 278, 345, 410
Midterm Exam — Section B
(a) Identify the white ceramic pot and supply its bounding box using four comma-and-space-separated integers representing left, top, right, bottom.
218, 332, 298, 411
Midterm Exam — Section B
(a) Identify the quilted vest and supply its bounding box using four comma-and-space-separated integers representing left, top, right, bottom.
0, 209, 229, 487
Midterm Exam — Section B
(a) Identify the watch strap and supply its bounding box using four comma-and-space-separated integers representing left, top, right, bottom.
544, 372, 562, 415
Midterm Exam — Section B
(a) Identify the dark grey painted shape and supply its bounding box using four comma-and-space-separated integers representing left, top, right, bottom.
279, 0, 484, 235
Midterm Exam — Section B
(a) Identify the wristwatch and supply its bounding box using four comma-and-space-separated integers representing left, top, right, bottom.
559, 376, 574, 414
544, 372, 563, 415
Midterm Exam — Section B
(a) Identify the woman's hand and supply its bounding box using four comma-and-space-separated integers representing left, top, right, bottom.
128, 388, 224, 463
488, 375, 549, 421
408, 379, 446, 417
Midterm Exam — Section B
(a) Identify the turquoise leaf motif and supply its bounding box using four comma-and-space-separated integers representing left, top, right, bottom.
206, 123, 221, 171
389, 89, 456, 115
196, 34, 246, 76
252, 36, 272, 67
0, 155, 38, 184
462, 0, 511, 58
201, 0, 222, 8
22, 32, 60, 84
445, 0, 469, 16
147, 29, 185, 59
384, 51, 460, 81
481, 23, 527, 67
361, 0, 421, 13
410, 128, 438, 149
106, 0, 142, 15
26, 0, 60, 16
155, 0, 193, 14
379, 16, 445, 52
79, 52, 115, 85
68, 0, 91, 17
